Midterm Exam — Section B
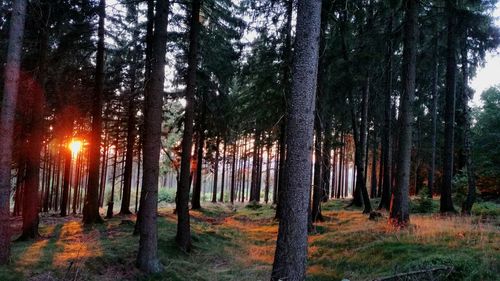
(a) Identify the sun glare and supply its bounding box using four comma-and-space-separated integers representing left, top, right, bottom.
69, 140, 83, 157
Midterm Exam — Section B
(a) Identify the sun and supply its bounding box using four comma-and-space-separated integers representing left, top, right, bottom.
69, 140, 83, 157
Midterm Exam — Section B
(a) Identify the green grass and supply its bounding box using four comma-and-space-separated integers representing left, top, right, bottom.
0, 200, 498, 281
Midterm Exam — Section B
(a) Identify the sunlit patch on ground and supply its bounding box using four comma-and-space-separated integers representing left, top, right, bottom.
16, 239, 49, 268
52, 221, 103, 268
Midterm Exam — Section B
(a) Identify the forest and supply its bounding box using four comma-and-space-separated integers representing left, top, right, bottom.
0, 0, 499, 280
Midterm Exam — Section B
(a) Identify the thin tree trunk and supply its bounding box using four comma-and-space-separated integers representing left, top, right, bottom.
176, 0, 200, 252
230, 142, 237, 204
212, 137, 220, 203
312, 122, 324, 221
264, 145, 271, 204
440, 0, 458, 213
370, 136, 378, 198
135, 147, 141, 213
219, 141, 226, 202
83, 0, 106, 224
379, 12, 393, 210
192, 120, 205, 210
460, 37, 476, 215
136, 0, 169, 273
428, 30, 439, 198
106, 142, 118, 219
275, 0, 293, 220
60, 146, 71, 216
120, 99, 136, 214
389, 0, 418, 226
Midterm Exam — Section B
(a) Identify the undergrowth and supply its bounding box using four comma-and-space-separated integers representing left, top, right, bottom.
0, 200, 498, 281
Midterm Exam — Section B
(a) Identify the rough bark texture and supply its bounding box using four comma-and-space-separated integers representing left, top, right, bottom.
136, 0, 169, 273
460, 39, 476, 215
120, 99, 137, 215
357, 79, 372, 213
271, 0, 322, 279
83, 0, 106, 225
191, 120, 205, 210
379, 12, 393, 210
177, 0, 201, 252
441, 0, 457, 213
389, 0, 417, 226
428, 31, 439, 198
19, 11, 49, 239
0, 0, 27, 264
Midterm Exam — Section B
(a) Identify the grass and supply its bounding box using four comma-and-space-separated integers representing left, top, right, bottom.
0, 200, 498, 281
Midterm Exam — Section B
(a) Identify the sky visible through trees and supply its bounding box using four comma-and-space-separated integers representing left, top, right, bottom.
0, 0, 500, 280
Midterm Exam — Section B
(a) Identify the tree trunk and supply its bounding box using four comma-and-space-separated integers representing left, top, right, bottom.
370, 135, 378, 198
459, 37, 476, 215
379, 12, 393, 210
312, 120, 324, 221
230, 142, 237, 204
428, 29, 439, 198
212, 137, 220, 203
321, 122, 332, 202
20, 11, 49, 238
440, 0, 458, 213
357, 79, 372, 213
389, 0, 418, 226
191, 120, 205, 210
177, 0, 200, 252
136, 0, 169, 273
271, 0, 321, 279
106, 142, 119, 219
120, 98, 137, 215
275, 0, 293, 220
219, 141, 226, 202
0, 0, 27, 264
83, 0, 106, 224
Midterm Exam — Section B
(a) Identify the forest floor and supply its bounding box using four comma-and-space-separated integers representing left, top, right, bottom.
0, 199, 499, 281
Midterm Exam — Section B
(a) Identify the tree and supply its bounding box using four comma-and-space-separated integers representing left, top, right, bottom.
440, 0, 458, 213
83, 0, 106, 224
271, 0, 322, 279
136, 0, 169, 273
389, 0, 418, 226
177, 0, 201, 252
0, 0, 27, 264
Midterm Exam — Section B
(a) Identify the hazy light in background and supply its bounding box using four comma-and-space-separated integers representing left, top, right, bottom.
470, 3, 500, 107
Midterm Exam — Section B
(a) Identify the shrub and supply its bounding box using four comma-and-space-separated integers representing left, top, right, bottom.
158, 188, 176, 203
411, 188, 433, 213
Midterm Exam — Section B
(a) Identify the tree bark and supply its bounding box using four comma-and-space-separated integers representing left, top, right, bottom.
428, 29, 439, 198
271, 0, 322, 279
389, 0, 418, 226
136, 0, 169, 273
356, 79, 372, 213
312, 121, 324, 221
441, 0, 457, 213
379, 11, 393, 210
83, 0, 106, 224
120, 98, 137, 215
219, 141, 226, 202
459, 37, 476, 215
191, 120, 205, 210
212, 137, 220, 203
177, 0, 200, 252
0, 0, 27, 263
